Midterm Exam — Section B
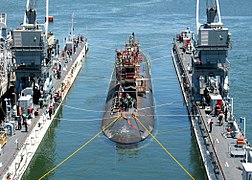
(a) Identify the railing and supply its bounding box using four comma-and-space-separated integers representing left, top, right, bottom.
194, 106, 226, 179
173, 40, 226, 180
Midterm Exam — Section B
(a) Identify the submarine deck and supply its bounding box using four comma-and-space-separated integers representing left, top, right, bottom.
102, 51, 154, 144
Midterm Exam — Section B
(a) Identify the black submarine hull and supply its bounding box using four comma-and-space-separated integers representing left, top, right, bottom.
102, 51, 154, 144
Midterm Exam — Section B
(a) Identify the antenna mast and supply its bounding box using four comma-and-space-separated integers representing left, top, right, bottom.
45, 0, 49, 39
196, 0, 200, 34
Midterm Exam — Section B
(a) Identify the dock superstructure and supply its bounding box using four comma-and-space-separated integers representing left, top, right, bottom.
172, 0, 252, 179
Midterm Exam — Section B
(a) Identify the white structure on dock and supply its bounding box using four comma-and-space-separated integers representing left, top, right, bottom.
0, 12, 13, 98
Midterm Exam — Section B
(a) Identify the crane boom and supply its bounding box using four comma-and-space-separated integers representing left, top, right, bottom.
23, 0, 37, 27
22, 0, 49, 39
196, 0, 223, 35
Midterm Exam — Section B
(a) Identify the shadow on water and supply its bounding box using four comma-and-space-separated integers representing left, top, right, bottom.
190, 131, 208, 179
116, 144, 140, 161
21, 107, 63, 180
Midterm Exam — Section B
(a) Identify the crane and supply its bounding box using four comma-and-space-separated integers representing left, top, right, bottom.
22, 0, 49, 39
196, 0, 223, 34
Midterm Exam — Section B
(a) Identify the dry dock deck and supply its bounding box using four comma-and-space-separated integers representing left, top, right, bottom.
172, 39, 245, 180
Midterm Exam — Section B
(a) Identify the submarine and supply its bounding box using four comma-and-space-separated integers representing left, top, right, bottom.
102, 33, 155, 144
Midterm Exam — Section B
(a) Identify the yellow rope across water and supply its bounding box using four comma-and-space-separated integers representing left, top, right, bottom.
39, 113, 195, 179
131, 113, 195, 180
39, 114, 122, 180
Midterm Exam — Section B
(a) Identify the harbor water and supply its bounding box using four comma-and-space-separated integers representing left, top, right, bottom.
1, 0, 252, 179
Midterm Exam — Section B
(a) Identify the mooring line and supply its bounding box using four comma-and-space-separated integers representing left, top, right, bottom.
131, 114, 195, 180
38, 114, 122, 180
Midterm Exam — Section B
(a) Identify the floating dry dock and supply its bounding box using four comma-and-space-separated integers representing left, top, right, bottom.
171, 1, 252, 180
0, 1, 88, 179
0, 42, 87, 180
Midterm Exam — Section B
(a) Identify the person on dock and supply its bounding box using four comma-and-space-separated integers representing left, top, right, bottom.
218, 112, 224, 126
208, 118, 213, 133
224, 106, 228, 122
23, 118, 28, 132
39, 97, 44, 108
17, 116, 22, 130
201, 96, 206, 109
18, 106, 22, 116
22, 114, 27, 124
48, 106, 53, 119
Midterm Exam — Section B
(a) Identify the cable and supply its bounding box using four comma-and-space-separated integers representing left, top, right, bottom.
143, 44, 168, 50
54, 117, 102, 122
38, 114, 121, 180
39, 113, 197, 179
88, 42, 168, 52
74, 74, 177, 81
138, 102, 174, 110
60, 101, 211, 119
63, 104, 106, 112
63, 102, 176, 113
132, 114, 195, 180
88, 43, 116, 50
62, 103, 210, 118
150, 55, 171, 63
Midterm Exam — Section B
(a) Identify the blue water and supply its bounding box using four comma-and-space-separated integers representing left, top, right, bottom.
1, 0, 252, 179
